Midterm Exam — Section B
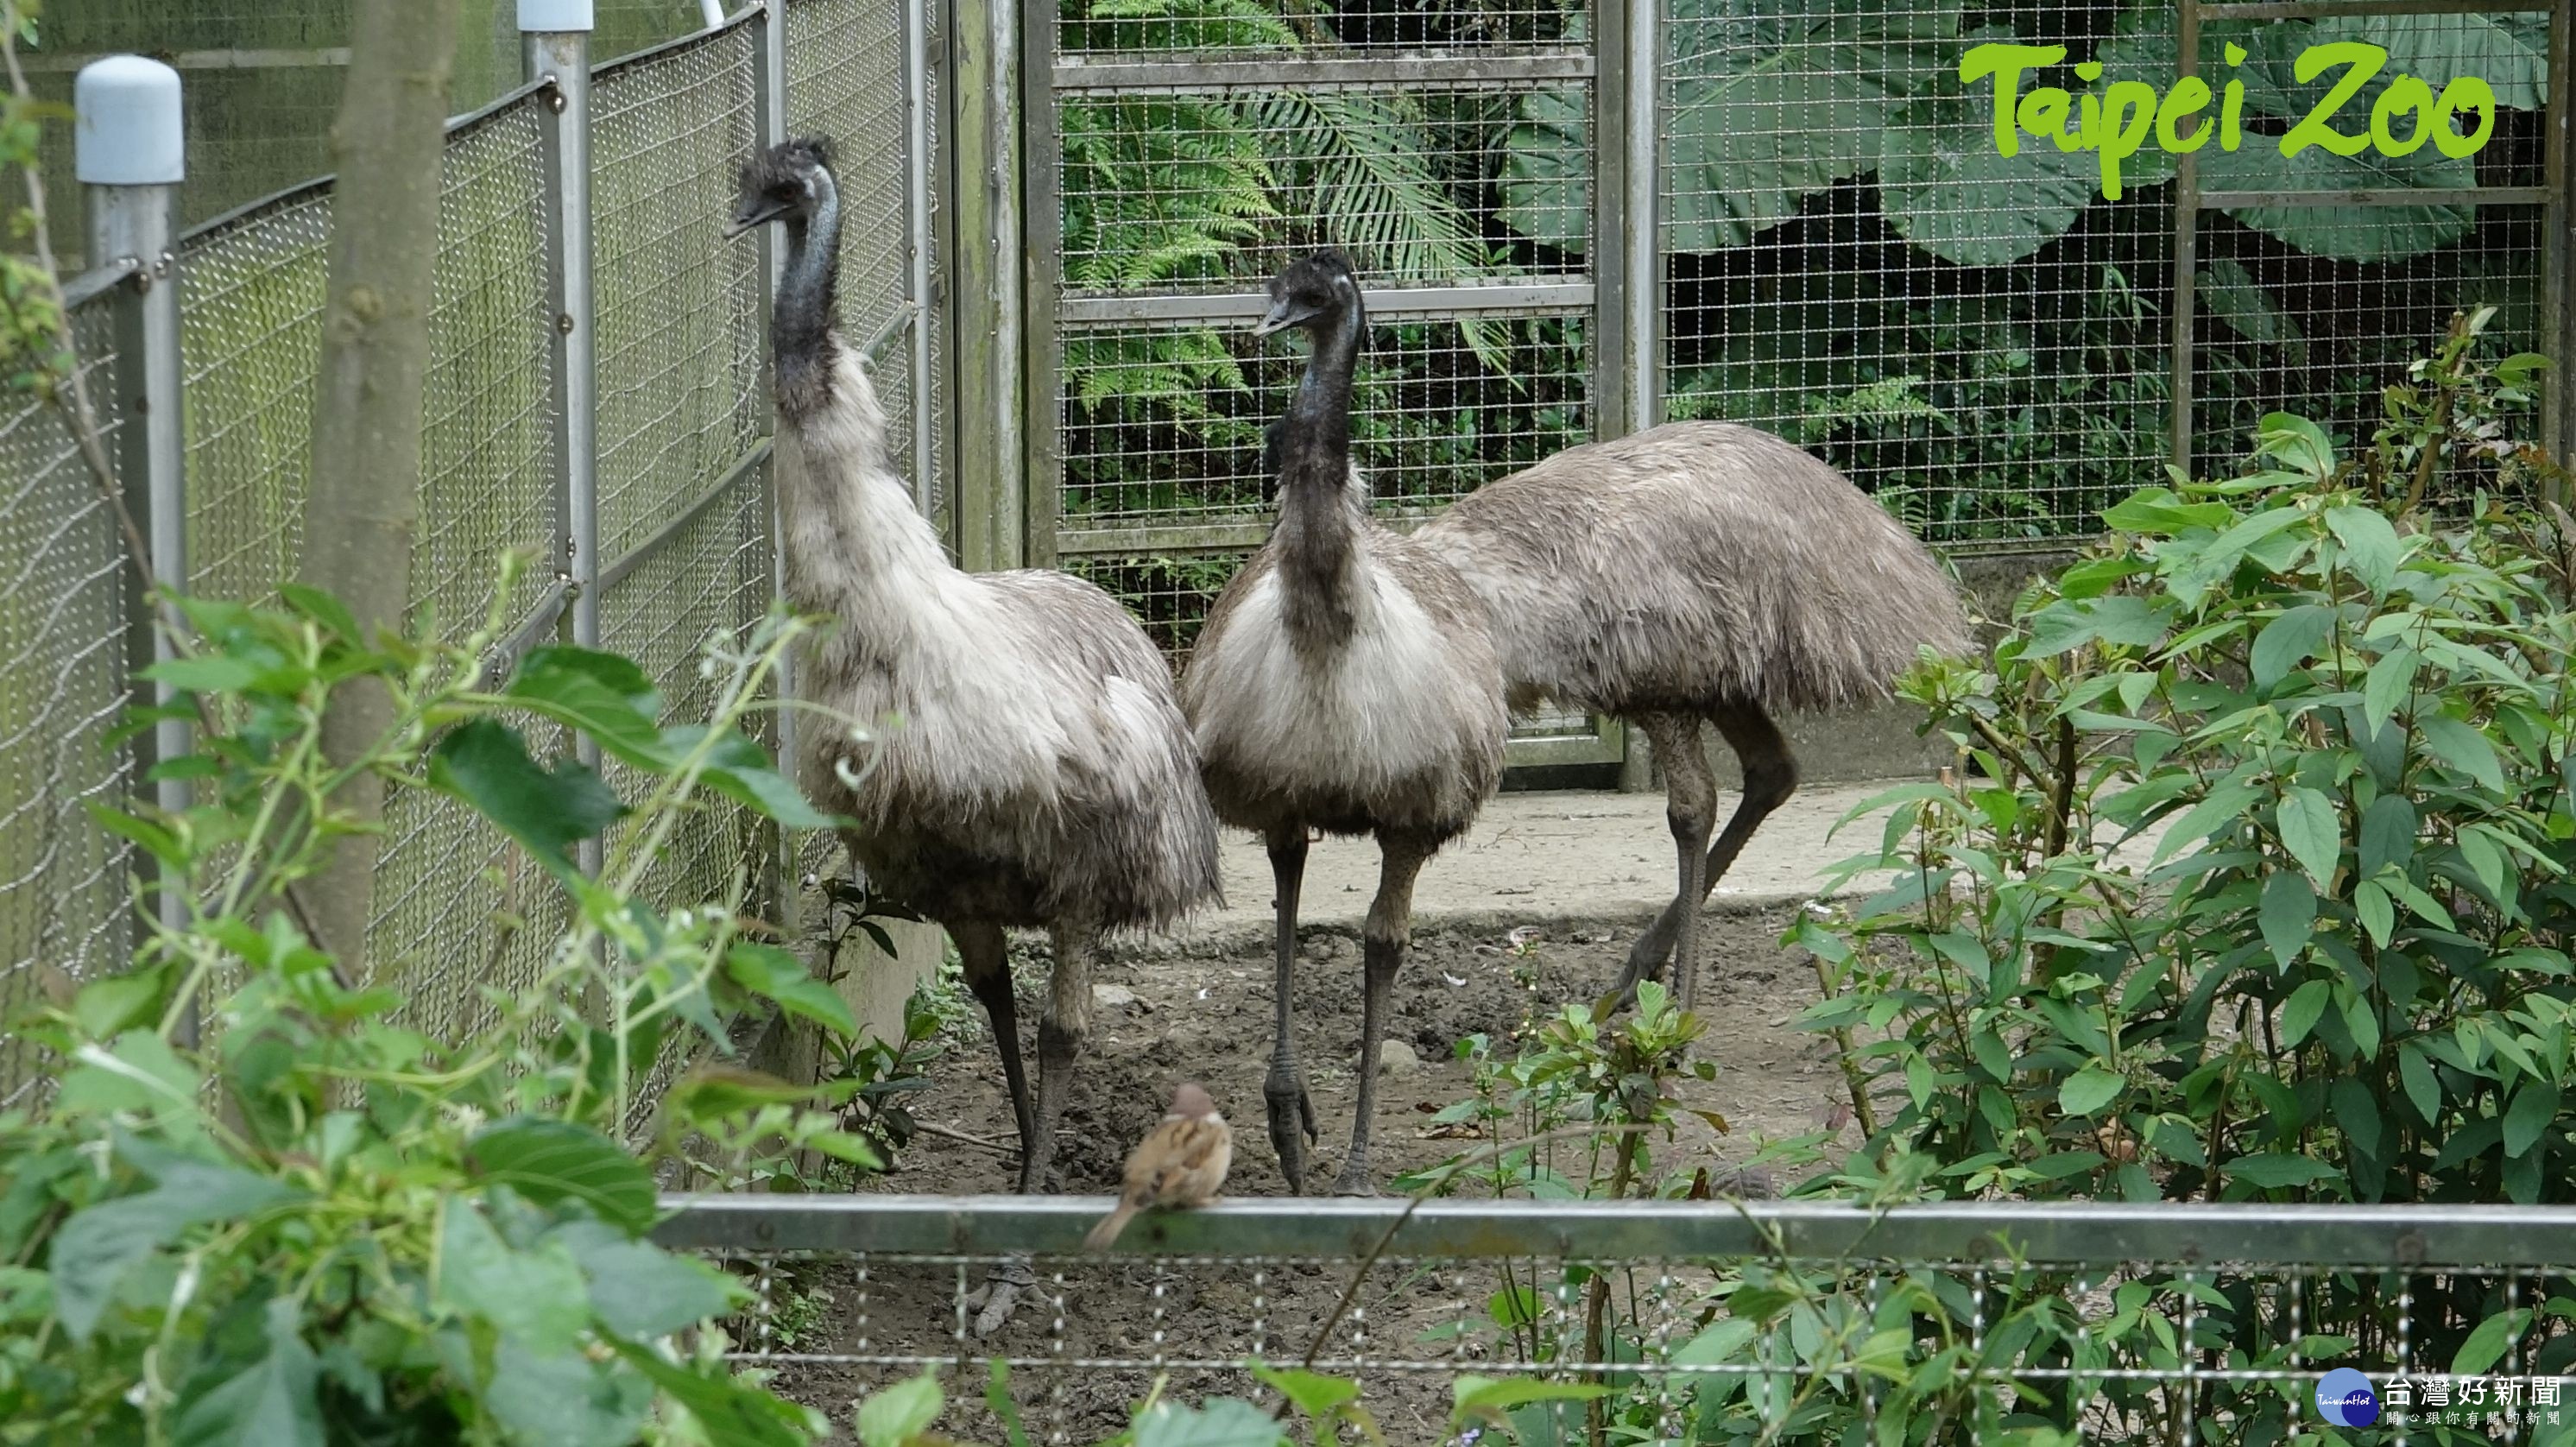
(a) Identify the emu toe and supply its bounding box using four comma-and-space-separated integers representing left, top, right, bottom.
1265, 1081, 1317, 1194
965, 1257, 1037, 1339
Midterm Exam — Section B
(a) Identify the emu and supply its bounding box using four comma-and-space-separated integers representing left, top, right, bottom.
1414, 424, 1969, 1013
1182, 250, 1507, 1196
729, 137, 1223, 1328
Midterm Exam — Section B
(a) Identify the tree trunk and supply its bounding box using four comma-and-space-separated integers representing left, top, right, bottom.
297, 0, 462, 977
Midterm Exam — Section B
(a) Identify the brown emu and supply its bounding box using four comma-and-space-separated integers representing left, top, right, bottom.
1182, 251, 1507, 1195
1415, 423, 1969, 1012
729, 137, 1223, 1329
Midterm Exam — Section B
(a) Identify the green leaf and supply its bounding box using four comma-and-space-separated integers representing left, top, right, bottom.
2259, 872, 2319, 968
2453, 1308, 2534, 1378
435, 1203, 590, 1355
2332, 1076, 2382, 1159
73, 970, 167, 1041
2355, 880, 2395, 948
857, 1370, 944, 1447
2058, 1065, 2124, 1117
2362, 648, 2420, 732
660, 726, 837, 830
2196, 258, 2305, 366
2503, 1082, 2561, 1159
2101, 489, 2235, 536
507, 645, 666, 768
1251, 1367, 1361, 1422
1970, 1029, 2012, 1084
2223, 1153, 2338, 1189
2280, 979, 2333, 1049
608, 1337, 816, 1447
563, 1229, 744, 1339
140, 654, 262, 694
2419, 716, 2506, 794
726, 943, 859, 1037
1876, 31, 2110, 265
2398, 1043, 2442, 1125
428, 719, 625, 886
51, 1155, 296, 1341
2325, 506, 2404, 596
487, 1347, 653, 1447
1452, 1375, 1609, 1425
172, 1298, 325, 1447
1132, 1397, 1288, 1447
465, 1119, 659, 1235
2358, 796, 2418, 876
2251, 606, 2337, 692
2275, 788, 2341, 888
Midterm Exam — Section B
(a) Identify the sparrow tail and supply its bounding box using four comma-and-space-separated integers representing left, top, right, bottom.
1084, 1201, 1140, 1252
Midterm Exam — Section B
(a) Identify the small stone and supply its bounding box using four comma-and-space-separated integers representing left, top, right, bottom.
1378, 1040, 1422, 1076
1095, 983, 1143, 1011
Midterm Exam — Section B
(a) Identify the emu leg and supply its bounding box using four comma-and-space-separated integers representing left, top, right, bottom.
955, 920, 1038, 1336
1264, 826, 1320, 1194
955, 920, 1035, 1164
1029, 919, 1096, 1195
1334, 832, 1432, 1196
1620, 702, 1801, 988
1613, 713, 1718, 1012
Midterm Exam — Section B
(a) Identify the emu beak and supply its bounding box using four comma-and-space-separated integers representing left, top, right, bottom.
724, 201, 787, 239
1249, 297, 1303, 338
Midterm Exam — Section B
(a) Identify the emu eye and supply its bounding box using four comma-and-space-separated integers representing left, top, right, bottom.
773, 182, 799, 200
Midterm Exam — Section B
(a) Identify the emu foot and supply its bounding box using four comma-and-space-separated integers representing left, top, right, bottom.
1331, 1149, 1378, 1197
1265, 1070, 1319, 1195
963, 1257, 1038, 1339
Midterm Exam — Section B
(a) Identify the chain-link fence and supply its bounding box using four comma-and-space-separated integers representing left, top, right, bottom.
660, 1194, 2576, 1443
4, 0, 942, 1108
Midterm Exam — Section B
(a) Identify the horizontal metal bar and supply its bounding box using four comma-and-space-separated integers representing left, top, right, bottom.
63, 258, 143, 311
179, 175, 338, 250
1504, 729, 1624, 768
652, 1194, 2576, 1268
597, 441, 771, 591
1051, 50, 1593, 92
481, 584, 570, 686
2200, 186, 2548, 207
447, 76, 557, 139
2203, 0, 2548, 16
593, 1, 761, 79
853, 307, 916, 369
21, 47, 353, 73
1057, 507, 1451, 558
1061, 281, 1594, 326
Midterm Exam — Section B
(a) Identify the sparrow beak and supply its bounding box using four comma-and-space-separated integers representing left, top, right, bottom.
724, 199, 790, 240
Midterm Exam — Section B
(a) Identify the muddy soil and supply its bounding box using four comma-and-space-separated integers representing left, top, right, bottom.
753, 904, 1848, 1442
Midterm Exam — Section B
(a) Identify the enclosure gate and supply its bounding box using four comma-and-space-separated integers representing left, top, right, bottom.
1014, 0, 1655, 770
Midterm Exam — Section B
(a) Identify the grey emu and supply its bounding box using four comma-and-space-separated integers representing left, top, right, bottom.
729, 137, 1223, 1327
1414, 423, 1969, 1013
1182, 250, 1507, 1195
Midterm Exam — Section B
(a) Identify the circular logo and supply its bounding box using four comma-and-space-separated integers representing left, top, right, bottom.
2316, 1368, 2382, 1426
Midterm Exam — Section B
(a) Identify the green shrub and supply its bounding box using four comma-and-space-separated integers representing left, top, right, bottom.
0, 570, 871, 1444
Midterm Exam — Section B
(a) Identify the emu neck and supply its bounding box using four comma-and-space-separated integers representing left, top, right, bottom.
1274, 289, 1364, 653
773, 171, 843, 420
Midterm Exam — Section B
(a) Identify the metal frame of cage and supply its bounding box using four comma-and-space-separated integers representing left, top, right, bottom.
655, 1193, 2576, 1432
8, 0, 943, 1108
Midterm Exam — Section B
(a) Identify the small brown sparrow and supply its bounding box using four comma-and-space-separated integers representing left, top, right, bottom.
1084, 1082, 1232, 1251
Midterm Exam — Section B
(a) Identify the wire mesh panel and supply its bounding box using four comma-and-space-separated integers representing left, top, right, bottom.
786, 0, 912, 360
178, 183, 332, 607
1061, 313, 1589, 528
0, 302, 136, 1107
591, 22, 768, 566
662, 1197, 2576, 1444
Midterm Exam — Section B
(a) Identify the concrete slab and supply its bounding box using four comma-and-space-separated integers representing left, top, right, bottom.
1153, 781, 1916, 954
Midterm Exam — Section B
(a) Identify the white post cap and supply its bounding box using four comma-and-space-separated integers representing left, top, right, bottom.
74, 55, 184, 186
519, 0, 596, 30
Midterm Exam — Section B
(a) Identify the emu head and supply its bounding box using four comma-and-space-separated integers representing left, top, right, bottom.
1251, 248, 1359, 338
727, 136, 836, 238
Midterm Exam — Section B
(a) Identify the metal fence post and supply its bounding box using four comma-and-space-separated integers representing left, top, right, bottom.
755, 0, 798, 924
2169, 0, 2200, 475
949, 0, 1025, 573
2547, 0, 2572, 490
906, 0, 938, 517
1607, 0, 1658, 793
524, 0, 602, 877
77, 57, 192, 1019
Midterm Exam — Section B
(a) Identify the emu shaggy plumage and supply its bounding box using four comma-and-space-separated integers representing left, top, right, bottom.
732, 136, 1223, 1331
1184, 250, 1507, 1195
1416, 421, 1970, 1008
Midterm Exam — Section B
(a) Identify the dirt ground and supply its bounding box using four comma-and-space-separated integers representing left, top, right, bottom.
752, 903, 1851, 1442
